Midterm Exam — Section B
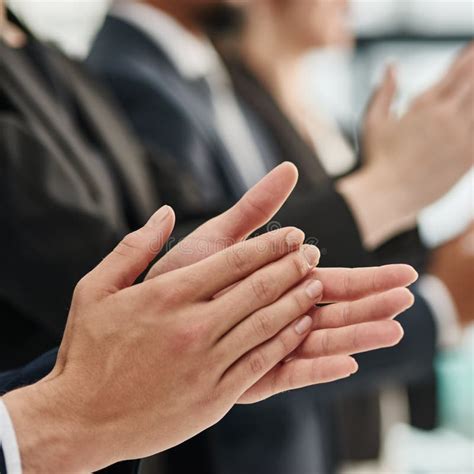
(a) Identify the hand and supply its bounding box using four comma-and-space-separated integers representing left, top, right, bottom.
3, 204, 416, 473
147, 163, 418, 402
427, 222, 474, 327
338, 45, 474, 248
0, 3, 27, 48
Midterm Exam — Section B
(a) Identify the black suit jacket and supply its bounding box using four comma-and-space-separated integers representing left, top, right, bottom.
88, 15, 438, 474
0, 20, 216, 370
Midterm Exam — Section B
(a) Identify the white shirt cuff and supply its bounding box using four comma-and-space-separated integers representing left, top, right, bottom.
0, 399, 22, 474
417, 274, 462, 349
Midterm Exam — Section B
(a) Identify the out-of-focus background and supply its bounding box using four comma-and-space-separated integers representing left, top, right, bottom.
8, 1, 473, 473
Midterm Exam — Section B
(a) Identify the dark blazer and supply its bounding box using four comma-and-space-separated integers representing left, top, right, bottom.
0, 18, 213, 370
88, 16, 438, 474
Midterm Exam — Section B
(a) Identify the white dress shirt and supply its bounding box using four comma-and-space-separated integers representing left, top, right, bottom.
0, 399, 22, 474
112, 0, 268, 192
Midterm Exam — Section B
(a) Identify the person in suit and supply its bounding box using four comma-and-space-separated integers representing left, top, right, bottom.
87, 1, 473, 473
0, 5, 422, 473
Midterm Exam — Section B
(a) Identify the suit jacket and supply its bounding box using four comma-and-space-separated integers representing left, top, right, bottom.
0, 15, 216, 370
88, 16, 438, 474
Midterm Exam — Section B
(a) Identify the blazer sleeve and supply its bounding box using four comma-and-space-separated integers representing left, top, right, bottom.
273, 181, 374, 269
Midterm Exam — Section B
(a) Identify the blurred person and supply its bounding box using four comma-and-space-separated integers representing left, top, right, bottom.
87, 0, 473, 473
213, 0, 474, 468
226, 0, 473, 250
0, 4, 421, 474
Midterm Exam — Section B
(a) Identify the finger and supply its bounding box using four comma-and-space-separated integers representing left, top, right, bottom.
311, 287, 415, 330
295, 320, 404, 358
147, 162, 299, 278
366, 64, 397, 123
431, 44, 474, 100
216, 162, 299, 240
453, 79, 474, 116
216, 276, 323, 362
237, 356, 358, 404
221, 313, 315, 396
313, 264, 418, 303
155, 227, 306, 300
83, 206, 175, 293
210, 244, 320, 335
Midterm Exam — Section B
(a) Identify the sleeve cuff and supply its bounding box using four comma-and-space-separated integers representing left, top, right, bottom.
417, 274, 462, 349
0, 399, 22, 474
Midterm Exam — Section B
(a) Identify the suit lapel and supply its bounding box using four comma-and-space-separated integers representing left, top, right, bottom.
224, 57, 330, 189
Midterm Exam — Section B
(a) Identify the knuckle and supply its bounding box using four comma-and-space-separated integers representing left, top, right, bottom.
320, 331, 330, 356
72, 276, 90, 302
117, 231, 142, 255
351, 326, 360, 352
228, 247, 251, 274
250, 275, 277, 302
176, 320, 207, 350
277, 332, 294, 356
252, 309, 274, 340
341, 303, 351, 327
343, 270, 352, 296
247, 351, 266, 376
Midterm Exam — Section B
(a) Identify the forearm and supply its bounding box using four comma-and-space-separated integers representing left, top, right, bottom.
2, 381, 95, 474
337, 166, 417, 250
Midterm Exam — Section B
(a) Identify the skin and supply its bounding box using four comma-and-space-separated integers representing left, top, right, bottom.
427, 222, 474, 328
0, 0, 26, 47
2, 163, 418, 472
238, 0, 474, 249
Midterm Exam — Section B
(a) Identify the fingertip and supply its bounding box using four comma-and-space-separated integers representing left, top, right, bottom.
386, 264, 419, 286
279, 161, 299, 181
147, 205, 175, 227
389, 287, 416, 310
349, 357, 359, 374
391, 321, 405, 344
285, 228, 306, 250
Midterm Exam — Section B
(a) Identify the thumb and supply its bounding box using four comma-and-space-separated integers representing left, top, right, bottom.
367, 64, 397, 123
146, 162, 299, 279
84, 205, 176, 294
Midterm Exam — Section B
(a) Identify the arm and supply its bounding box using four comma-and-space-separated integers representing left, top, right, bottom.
339, 46, 474, 249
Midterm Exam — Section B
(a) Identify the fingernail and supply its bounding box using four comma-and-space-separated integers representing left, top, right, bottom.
295, 315, 313, 335
285, 229, 305, 249
306, 280, 323, 299
302, 245, 320, 268
148, 205, 171, 227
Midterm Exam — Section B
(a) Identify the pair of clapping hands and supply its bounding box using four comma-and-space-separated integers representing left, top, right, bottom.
4, 163, 417, 473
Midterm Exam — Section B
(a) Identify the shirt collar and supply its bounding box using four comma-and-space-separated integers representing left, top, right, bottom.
111, 1, 221, 80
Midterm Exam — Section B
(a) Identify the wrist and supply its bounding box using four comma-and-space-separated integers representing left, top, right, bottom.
2, 379, 100, 473
337, 165, 417, 249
